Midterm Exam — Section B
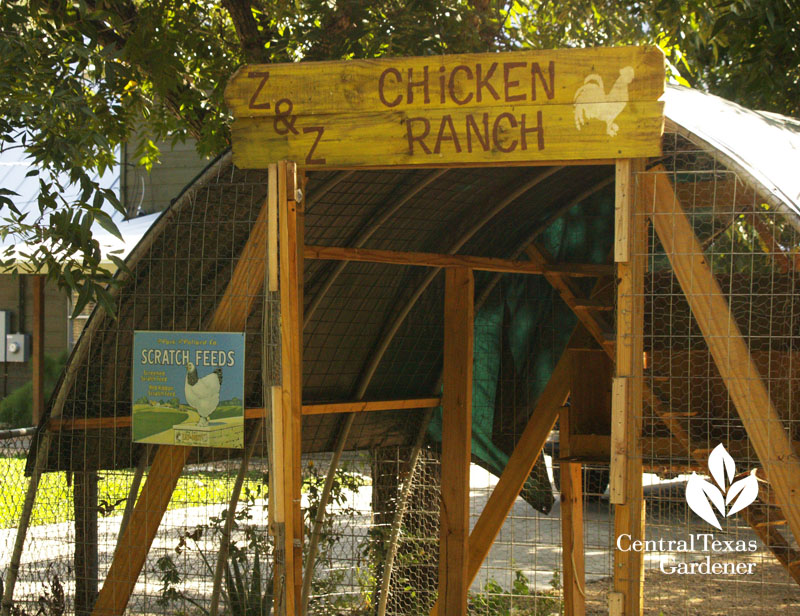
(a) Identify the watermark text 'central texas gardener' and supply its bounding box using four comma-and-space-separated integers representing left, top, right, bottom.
615, 444, 760, 575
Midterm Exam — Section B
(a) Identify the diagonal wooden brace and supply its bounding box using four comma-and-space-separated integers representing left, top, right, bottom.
92, 187, 271, 616
646, 167, 800, 564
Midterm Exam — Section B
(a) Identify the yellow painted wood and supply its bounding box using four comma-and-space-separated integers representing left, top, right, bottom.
225, 46, 665, 117
230, 101, 663, 169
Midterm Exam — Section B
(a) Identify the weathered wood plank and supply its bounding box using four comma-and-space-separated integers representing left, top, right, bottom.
92, 445, 192, 616
32, 275, 45, 425
225, 46, 665, 117
615, 159, 632, 262
306, 244, 614, 277
647, 168, 800, 574
301, 397, 441, 415
268, 162, 278, 292
47, 398, 443, 431
429, 335, 570, 616
440, 267, 473, 616
230, 101, 664, 169
609, 377, 628, 504
278, 161, 304, 613
559, 408, 585, 616
74, 471, 98, 616
612, 158, 646, 616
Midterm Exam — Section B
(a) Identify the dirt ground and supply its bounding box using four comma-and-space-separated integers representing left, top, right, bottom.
584, 560, 800, 615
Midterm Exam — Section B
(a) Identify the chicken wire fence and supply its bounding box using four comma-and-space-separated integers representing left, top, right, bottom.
631, 130, 800, 614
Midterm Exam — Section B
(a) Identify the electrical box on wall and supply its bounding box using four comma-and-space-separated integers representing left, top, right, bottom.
5, 333, 30, 362
0, 310, 9, 362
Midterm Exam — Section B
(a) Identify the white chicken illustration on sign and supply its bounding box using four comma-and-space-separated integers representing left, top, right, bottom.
573, 66, 635, 137
185, 362, 223, 426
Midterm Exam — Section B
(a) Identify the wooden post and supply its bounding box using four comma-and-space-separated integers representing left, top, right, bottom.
74, 471, 98, 616
646, 168, 800, 559
560, 374, 585, 616
277, 161, 303, 615
440, 267, 473, 616
611, 159, 646, 616
429, 324, 576, 616
92, 181, 271, 616
32, 275, 45, 424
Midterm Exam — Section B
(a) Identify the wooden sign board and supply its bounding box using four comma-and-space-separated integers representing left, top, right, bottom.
225, 46, 665, 169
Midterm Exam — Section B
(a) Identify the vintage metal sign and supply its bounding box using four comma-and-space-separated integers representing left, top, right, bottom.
132, 331, 245, 448
225, 46, 665, 169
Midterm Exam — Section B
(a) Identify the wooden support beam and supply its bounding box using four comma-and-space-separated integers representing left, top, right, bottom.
305, 245, 614, 277
92, 445, 192, 616
92, 177, 271, 616
559, 407, 585, 616
268, 163, 279, 292
74, 471, 98, 616
46, 398, 444, 431
429, 331, 570, 616
278, 161, 304, 613
646, 168, 800, 568
300, 397, 441, 415
32, 275, 45, 425
612, 158, 646, 616
525, 244, 614, 356
440, 267, 473, 616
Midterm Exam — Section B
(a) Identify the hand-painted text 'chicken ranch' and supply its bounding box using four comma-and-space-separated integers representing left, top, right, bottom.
225, 46, 665, 168
132, 331, 246, 449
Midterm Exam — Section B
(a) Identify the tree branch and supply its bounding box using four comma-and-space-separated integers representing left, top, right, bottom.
221, 0, 270, 64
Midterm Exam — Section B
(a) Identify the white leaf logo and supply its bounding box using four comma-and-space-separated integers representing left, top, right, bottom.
685, 444, 759, 528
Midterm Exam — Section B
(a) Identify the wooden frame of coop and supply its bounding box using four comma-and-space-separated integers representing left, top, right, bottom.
4, 44, 800, 616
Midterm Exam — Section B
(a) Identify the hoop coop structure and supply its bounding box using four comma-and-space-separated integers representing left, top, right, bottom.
2, 45, 800, 616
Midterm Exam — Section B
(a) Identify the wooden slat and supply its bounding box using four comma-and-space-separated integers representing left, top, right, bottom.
32, 275, 45, 425
92, 445, 192, 616
429, 333, 569, 616
74, 471, 98, 616
609, 377, 628, 504
301, 397, 441, 415
615, 159, 632, 262
46, 398, 444, 431
647, 168, 800, 574
525, 244, 614, 355
92, 181, 272, 616
608, 591, 624, 616
559, 408, 585, 616
440, 267, 473, 616
278, 161, 304, 612
612, 158, 646, 616
306, 244, 614, 277
268, 163, 278, 292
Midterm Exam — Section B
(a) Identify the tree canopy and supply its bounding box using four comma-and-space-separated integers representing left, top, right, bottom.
1, 0, 797, 314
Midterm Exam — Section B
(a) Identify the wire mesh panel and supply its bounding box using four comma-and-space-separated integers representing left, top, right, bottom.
635, 130, 800, 614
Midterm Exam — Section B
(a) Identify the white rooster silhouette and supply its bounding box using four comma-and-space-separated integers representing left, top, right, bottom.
573, 66, 635, 137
